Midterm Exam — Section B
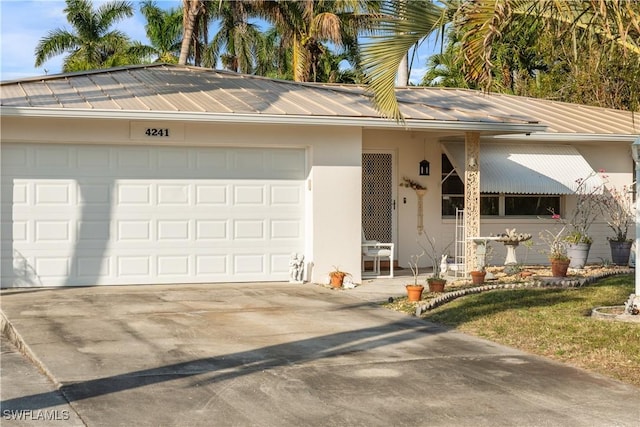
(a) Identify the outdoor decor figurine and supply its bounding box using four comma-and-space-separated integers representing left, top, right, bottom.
288, 253, 305, 283
624, 294, 639, 315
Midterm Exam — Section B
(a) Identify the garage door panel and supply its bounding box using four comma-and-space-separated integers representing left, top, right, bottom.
195, 220, 228, 240
35, 147, 71, 169
157, 184, 190, 205
196, 255, 228, 275
116, 221, 151, 241
34, 182, 73, 205
117, 256, 152, 277
233, 185, 265, 205
233, 254, 266, 274
271, 220, 303, 239
117, 183, 152, 205
2, 144, 305, 286
77, 256, 111, 279
195, 185, 228, 205
233, 220, 265, 240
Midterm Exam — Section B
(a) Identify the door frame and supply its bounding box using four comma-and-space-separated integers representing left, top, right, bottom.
362, 149, 398, 257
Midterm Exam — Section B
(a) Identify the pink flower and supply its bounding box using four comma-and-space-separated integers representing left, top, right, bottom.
551, 214, 561, 220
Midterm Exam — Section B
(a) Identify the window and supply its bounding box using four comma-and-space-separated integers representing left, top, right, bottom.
442, 154, 561, 216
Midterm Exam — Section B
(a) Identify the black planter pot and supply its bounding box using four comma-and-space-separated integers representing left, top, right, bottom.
609, 240, 632, 265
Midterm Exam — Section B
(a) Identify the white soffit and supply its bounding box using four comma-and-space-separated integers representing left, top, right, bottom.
442, 143, 604, 195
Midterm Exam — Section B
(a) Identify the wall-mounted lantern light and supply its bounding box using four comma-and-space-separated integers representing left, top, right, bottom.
419, 159, 430, 176
419, 139, 430, 175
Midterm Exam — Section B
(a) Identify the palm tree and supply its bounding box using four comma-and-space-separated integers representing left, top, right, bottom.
421, 25, 470, 88
456, 0, 640, 91
254, 27, 294, 79
35, 0, 137, 72
202, 0, 263, 73
139, 0, 183, 63
361, 0, 640, 120
255, 0, 380, 82
178, 0, 205, 65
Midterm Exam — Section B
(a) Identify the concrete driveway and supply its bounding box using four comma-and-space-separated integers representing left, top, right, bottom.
1, 282, 639, 427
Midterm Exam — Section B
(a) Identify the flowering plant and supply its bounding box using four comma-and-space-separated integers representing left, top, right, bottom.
400, 176, 426, 190
597, 177, 633, 242
539, 211, 570, 261
562, 171, 605, 244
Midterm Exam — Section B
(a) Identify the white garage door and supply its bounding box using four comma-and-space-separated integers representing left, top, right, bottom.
1, 144, 306, 286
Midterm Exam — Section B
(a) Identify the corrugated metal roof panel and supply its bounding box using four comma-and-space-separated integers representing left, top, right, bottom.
1, 83, 29, 106
46, 79, 91, 109
20, 81, 60, 107
66, 75, 121, 110
443, 143, 604, 195
85, 73, 147, 111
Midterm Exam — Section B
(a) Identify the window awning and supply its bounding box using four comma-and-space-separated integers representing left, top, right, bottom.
442, 143, 604, 195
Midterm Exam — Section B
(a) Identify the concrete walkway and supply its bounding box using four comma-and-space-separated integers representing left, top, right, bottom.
1, 280, 639, 427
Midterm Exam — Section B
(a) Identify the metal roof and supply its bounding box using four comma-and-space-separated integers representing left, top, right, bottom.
443, 142, 604, 195
395, 87, 638, 138
1, 64, 637, 138
0, 64, 537, 133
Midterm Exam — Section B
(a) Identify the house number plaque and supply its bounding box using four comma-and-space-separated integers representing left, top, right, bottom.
145, 128, 170, 137
130, 122, 184, 141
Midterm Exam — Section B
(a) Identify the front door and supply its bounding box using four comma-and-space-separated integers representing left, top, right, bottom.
362, 151, 396, 255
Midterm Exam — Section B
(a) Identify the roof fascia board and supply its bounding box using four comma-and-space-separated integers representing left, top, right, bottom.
0, 107, 547, 134
492, 132, 639, 142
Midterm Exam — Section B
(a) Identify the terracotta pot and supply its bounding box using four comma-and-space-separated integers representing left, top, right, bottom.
427, 279, 446, 293
330, 273, 345, 288
405, 285, 424, 302
550, 259, 570, 277
470, 270, 486, 285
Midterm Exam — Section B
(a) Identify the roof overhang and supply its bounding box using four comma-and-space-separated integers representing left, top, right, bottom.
0, 106, 547, 134
491, 132, 639, 143
443, 142, 604, 195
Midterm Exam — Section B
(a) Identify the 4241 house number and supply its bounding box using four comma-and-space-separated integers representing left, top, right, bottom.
145, 128, 170, 137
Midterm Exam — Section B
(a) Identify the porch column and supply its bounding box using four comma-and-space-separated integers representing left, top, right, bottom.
464, 131, 480, 274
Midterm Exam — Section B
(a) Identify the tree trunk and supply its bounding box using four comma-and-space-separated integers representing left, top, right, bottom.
396, 54, 409, 86
178, 0, 201, 65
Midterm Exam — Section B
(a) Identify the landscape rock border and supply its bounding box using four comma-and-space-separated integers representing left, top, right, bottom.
415, 267, 634, 316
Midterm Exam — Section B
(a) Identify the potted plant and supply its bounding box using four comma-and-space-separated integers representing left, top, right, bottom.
562, 171, 604, 268
417, 233, 451, 293
539, 219, 571, 277
470, 268, 487, 285
597, 178, 633, 265
405, 252, 425, 302
564, 230, 592, 269
328, 266, 350, 288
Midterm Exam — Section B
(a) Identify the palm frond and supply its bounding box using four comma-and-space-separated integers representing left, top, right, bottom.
360, 0, 444, 121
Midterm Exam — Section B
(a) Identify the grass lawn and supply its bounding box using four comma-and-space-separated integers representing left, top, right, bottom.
388, 274, 640, 387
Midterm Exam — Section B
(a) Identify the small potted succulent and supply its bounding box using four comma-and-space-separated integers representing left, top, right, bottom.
328, 266, 350, 288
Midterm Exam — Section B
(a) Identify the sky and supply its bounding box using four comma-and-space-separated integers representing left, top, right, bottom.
0, 0, 435, 82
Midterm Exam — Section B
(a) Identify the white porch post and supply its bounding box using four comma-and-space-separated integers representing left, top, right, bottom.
632, 138, 640, 295
464, 132, 480, 274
